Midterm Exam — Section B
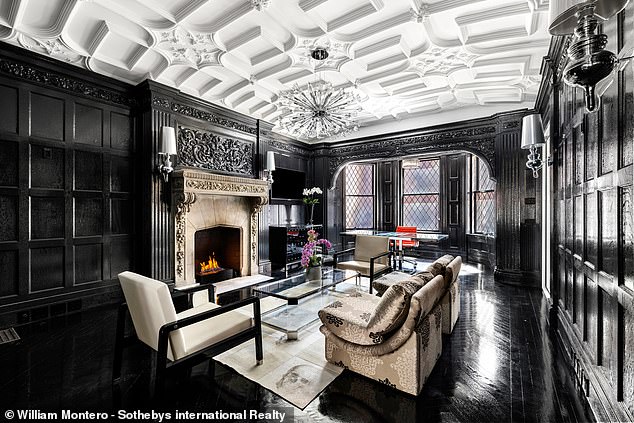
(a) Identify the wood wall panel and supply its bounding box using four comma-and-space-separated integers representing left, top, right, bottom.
622, 187, 634, 291
0, 196, 17, 241
0, 84, 18, 135
75, 103, 103, 146
30, 246, 64, 291
587, 275, 598, 361
30, 93, 64, 141
30, 144, 64, 189
110, 237, 131, 278
574, 195, 583, 255
546, 3, 634, 418
0, 141, 18, 186
111, 199, 131, 234
574, 124, 584, 185
74, 244, 102, 284
599, 189, 617, 275
74, 151, 102, 191
74, 197, 103, 237
600, 81, 618, 175
110, 112, 131, 150
585, 113, 599, 180
110, 156, 130, 192
620, 66, 633, 168
31, 197, 64, 239
0, 45, 135, 325
586, 192, 598, 263
0, 251, 18, 297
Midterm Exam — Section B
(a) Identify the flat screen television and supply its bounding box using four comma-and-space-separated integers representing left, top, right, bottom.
271, 168, 306, 200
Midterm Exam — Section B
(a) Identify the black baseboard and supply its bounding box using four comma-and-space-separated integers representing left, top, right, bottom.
0, 284, 123, 329
494, 267, 540, 288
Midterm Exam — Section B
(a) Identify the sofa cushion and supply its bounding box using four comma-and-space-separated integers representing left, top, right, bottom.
411, 270, 435, 286
366, 282, 419, 343
318, 281, 418, 346
371, 271, 413, 296
426, 254, 454, 276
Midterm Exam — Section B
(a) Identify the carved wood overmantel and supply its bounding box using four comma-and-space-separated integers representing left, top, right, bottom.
171, 169, 269, 284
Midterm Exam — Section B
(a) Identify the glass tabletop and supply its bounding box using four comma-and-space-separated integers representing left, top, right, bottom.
340, 229, 449, 241
252, 268, 358, 303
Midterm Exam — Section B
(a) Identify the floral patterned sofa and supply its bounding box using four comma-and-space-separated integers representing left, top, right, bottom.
318, 255, 462, 395
372, 254, 462, 335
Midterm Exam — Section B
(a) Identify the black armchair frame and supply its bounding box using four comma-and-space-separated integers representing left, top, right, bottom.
333, 248, 393, 294
113, 294, 262, 400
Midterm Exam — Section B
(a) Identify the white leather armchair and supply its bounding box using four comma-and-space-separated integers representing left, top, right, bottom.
113, 271, 263, 398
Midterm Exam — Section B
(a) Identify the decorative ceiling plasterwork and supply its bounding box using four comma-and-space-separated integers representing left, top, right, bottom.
0, 0, 550, 142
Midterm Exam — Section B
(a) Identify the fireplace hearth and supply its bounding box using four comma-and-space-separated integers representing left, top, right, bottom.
194, 226, 241, 283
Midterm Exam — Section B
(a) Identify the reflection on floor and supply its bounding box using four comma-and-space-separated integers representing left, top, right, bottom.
0, 263, 593, 422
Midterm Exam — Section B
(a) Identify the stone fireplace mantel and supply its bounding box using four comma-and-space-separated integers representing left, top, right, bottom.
171, 169, 269, 285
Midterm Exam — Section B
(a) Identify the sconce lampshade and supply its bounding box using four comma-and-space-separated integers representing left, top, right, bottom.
266, 151, 276, 171
159, 126, 177, 155
521, 114, 546, 149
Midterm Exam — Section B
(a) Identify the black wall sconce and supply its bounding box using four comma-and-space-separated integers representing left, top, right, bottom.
549, 0, 630, 112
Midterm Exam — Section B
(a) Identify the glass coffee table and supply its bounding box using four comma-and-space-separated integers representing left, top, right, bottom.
252, 268, 360, 340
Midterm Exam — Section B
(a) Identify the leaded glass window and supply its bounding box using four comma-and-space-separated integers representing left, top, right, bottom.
344, 164, 374, 229
472, 156, 496, 234
402, 159, 440, 231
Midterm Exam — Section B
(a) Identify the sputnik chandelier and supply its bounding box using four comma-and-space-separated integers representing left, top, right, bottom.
276, 48, 363, 140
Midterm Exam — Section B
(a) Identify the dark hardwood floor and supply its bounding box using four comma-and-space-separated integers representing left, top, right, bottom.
0, 265, 593, 422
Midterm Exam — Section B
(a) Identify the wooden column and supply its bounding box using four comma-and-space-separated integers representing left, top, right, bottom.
493, 119, 539, 286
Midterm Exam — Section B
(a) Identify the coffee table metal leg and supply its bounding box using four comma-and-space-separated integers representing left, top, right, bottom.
287, 331, 298, 341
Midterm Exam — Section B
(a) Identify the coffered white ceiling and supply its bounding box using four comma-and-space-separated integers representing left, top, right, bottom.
0, 0, 551, 141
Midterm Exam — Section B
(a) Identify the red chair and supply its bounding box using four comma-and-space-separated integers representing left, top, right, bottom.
394, 226, 419, 270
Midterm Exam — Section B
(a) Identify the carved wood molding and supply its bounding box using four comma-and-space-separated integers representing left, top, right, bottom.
0, 56, 134, 107
326, 127, 496, 187
177, 126, 255, 177
152, 96, 257, 135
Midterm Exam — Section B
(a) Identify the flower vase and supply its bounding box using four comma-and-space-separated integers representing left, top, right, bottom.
306, 265, 322, 282
308, 204, 315, 226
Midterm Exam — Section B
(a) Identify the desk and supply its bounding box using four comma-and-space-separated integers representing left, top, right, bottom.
340, 230, 449, 269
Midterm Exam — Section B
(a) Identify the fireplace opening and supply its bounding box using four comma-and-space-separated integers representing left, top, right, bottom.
194, 226, 241, 284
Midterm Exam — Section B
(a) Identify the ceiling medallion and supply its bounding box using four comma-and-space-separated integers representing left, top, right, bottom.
251, 0, 271, 11
276, 48, 363, 140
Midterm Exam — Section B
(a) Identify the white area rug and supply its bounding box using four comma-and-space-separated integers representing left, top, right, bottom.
215, 318, 343, 409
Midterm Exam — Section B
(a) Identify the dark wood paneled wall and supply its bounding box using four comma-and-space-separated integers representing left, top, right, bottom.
0, 44, 135, 326
135, 81, 259, 282
538, 2, 634, 419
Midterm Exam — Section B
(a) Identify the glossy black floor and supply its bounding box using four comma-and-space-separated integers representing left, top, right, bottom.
0, 265, 593, 422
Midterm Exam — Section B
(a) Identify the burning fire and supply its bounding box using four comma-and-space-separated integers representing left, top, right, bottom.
199, 253, 222, 274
